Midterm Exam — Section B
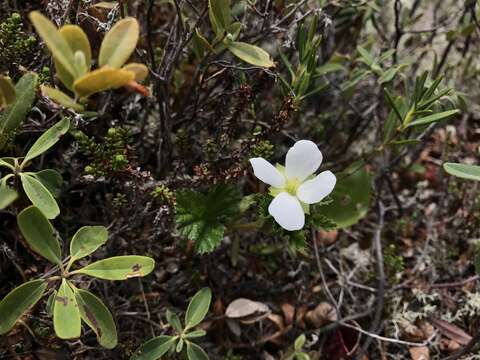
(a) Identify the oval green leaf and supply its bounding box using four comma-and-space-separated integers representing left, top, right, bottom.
74, 288, 118, 349
54, 279, 81, 339
99, 17, 139, 68
122, 63, 149, 81
186, 341, 209, 360
20, 173, 60, 219
32, 169, 63, 198
59, 25, 92, 72
72, 256, 155, 280
0, 72, 38, 134
131, 335, 176, 360
22, 117, 70, 166
227, 41, 274, 68
70, 226, 108, 261
17, 205, 62, 265
0, 279, 47, 335
29, 12, 78, 79
185, 287, 212, 330
73, 67, 135, 98
443, 162, 480, 181
41, 85, 84, 111
0, 186, 18, 210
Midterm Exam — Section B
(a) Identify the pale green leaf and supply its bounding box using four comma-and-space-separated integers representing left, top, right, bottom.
71, 256, 155, 280
32, 169, 63, 198
99, 17, 139, 68
186, 341, 209, 360
29, 11, 78, 79
70, 226, 108, 261
22, 117, 70, 166
227, 41, 274, 67
17, 205, 62, 265
74, 288, 118, 349
41, 85, 84, 111
131, 335, 176, 360
54, 279, 81, 339
0, 279, 47, 335
0, 72, 38, 134
20, 173, 60, 219
0, 186, 17, 209
443, 162, 480, 181
406, 109, 459, 128
185, 288, 212, 330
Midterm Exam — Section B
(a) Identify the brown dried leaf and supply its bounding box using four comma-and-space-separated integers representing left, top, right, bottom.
409, 346, 429, 360
428, 317, 471, 345
305, 302, 338, 328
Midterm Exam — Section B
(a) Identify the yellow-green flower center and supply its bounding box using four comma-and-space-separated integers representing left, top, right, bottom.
285, 178, 301, 196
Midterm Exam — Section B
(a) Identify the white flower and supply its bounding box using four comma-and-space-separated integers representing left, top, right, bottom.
249, 140, 336, 231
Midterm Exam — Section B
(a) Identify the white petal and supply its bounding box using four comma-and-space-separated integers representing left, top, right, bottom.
268, 192, 305, 231
297, 170, 336, 204
249, 158, 285, 188
285, 140, 323, 181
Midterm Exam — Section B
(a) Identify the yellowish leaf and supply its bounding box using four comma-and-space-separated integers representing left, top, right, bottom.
227, 41, 274, 68
41, 85, 84, 111
122, 63, 149, 82
99, 17, 139, 68
53, 25, 92, 89
0, 76, 16, 109
29, 12, 78, 79
73, 67, 135, 98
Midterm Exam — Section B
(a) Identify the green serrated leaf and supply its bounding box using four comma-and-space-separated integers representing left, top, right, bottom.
17, 206, 62, 265
175, 184, 242, 254
0, 279, 47, 335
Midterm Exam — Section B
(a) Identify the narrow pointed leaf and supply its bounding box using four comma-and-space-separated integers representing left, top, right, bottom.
227, 41, 274, 68
0, 279, 47, 335
20, 173, 60, 219
72, 256, 155, 280
73, 68, 135, 98
406, 109, 459, 128
131, 335, 176, 360
186, 341, 209, 360
70, 226, 108, 261
74, 288, 118, 349
41, 85, 84, 111
17, 206, 62, 265
99, 17, 139, 68
54, 279, 81, 339
444, 162, 480, 181
22, 117, 70, 166
185, 287, 212, 330
0, 72, 38, 134
166, 309, 183, 332
29, 12, 77, 79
